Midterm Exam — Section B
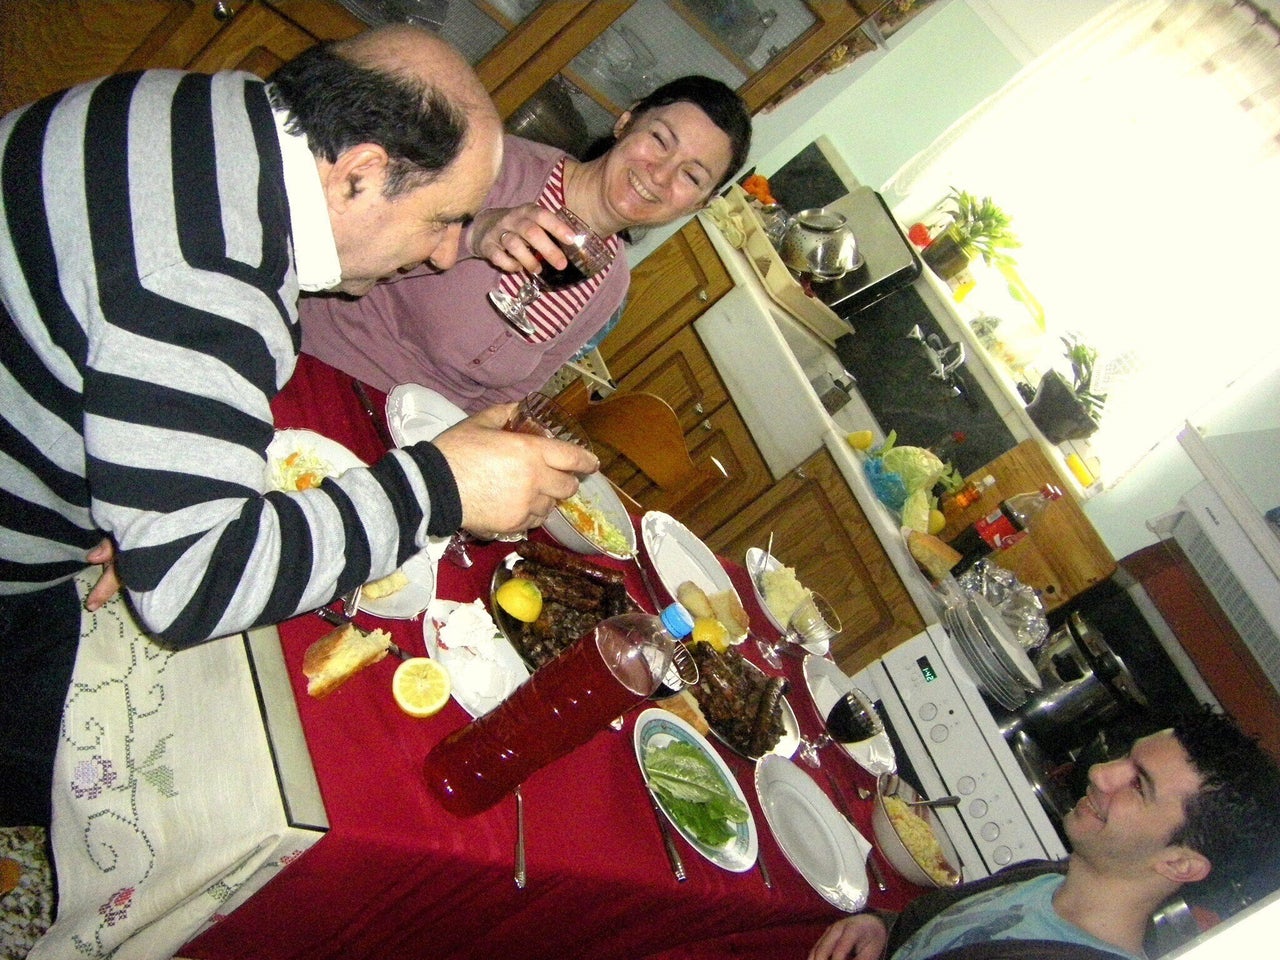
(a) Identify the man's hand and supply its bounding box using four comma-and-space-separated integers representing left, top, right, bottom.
433, 404, 599, 538
84, 538, 121, 611
468, 204, 578, 275
808, 914, 889, 960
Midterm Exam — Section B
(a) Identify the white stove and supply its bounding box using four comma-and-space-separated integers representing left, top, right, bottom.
852, 624, 1067, 880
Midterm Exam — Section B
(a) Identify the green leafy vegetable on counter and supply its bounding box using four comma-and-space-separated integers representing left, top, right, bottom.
644, 740, 747, 847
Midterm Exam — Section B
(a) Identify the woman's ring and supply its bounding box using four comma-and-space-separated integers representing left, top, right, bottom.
498, 229, 514, 246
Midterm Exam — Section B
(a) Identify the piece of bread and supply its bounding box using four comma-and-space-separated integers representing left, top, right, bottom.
303, 623, 392, 698
364, 568, 409, 600
709, 588, 749, 636
676, 581, 715, 620
655, 689, 710, 735
906, 529, 962, 581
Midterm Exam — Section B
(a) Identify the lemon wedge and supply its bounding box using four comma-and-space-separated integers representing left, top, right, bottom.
846, 430, 874, 451
691, 617, 731, 653
495, 577, 543, 623
392, 658, 451, 718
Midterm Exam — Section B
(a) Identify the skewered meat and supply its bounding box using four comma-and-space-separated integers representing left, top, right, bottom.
687, 644, 787, 758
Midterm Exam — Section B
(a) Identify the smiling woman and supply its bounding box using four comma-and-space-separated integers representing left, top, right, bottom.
297, 75, 751, 413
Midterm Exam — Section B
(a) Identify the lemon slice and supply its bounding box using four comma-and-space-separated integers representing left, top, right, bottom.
846, 429, 874, 451
392, 657, 451, 718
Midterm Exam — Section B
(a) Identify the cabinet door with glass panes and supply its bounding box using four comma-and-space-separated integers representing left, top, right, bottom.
334, 2, 930, 155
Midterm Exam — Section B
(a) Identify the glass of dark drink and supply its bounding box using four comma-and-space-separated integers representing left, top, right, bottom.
798, 687, 881, 769
489, 207, 614, 335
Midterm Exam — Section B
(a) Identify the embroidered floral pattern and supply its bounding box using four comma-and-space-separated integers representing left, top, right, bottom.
70, 755, 118, 800
98, 887, 135, 926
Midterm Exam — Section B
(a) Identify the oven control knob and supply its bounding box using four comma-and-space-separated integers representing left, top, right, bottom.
981, 822, 1001, 842
968, 799, 988, 818
993, 845, 1014, 866
956, 776, 977, 795
918, 702, 937, 721
930, 724, 949, 743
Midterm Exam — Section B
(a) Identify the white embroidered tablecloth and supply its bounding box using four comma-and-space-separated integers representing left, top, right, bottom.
31, 573, 326, 960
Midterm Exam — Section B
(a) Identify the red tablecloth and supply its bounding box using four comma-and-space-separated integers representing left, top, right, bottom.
183, 355, 923, 960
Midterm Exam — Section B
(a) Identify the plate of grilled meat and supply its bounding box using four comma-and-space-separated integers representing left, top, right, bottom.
687, 644, 798, 761
491, 540, 640, 671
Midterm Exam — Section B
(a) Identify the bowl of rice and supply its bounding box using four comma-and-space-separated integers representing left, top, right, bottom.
871, 774, 962, 888
542, 471, 636, 559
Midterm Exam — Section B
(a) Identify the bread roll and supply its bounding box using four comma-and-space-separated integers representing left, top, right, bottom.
709, 589, 749, 636
676, 581, 715, 620
303, 623, 392, 698
906, 529, 962, 581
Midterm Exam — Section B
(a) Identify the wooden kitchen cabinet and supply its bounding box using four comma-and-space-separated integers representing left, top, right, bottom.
708, 448, 925, 676
0, 1, 362, 116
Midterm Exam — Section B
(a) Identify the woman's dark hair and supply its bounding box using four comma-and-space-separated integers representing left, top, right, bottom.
1168, 707, 1280, 915
268, 42, 467, 198
584, 75, 751, 191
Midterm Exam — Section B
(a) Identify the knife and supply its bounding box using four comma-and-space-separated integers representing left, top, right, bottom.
313, 607, 411, 661
645, 784, 687, 882
825, 768, 887, 892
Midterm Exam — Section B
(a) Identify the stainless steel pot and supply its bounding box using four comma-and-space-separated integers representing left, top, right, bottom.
779, 209, 862, 281
1000, 612, 1147, 756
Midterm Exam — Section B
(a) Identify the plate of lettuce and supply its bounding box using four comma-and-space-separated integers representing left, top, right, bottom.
635, 707, 758, 873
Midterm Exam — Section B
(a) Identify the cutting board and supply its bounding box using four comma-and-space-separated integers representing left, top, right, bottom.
939, 440, 1115, 610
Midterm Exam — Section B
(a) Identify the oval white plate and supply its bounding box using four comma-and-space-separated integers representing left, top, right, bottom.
702, 656, 801, 762
422, 598, 529, 718
802, 655, 896, 777
544, 471, 638, 559
634, 707, 758, 873
385, 383, 467, 446
641, 511, 745, 641
360, 549, 436, 620
744, 548, 828, 657
755, 754, 870, 912
265, 429, 364, 490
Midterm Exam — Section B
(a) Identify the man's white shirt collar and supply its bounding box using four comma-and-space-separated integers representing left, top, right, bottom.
270, 100, 342, 293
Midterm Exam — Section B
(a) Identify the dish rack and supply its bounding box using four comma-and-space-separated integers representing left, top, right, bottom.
543, 346, 616, 399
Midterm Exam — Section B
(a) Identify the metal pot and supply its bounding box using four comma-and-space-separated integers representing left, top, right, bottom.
1000, 612, 1147, 756
779, 209, 862, 281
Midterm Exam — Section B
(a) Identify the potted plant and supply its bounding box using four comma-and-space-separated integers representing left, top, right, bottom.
922, 188, 1021, 281
1025, 333, 1107, 443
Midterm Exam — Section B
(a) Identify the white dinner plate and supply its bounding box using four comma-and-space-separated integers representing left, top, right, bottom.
802, 655, 896, 777
265, 429, 364, 489
360, 549, 436, 619
744, 548, 828, 657
641, 512, 745, 642
968, 594, 1042, 690
755, 754, 871, 912
385, 383, 467, 446
634, 707, 758, 873
266, 429, 441, 613
422, 598, 529, 718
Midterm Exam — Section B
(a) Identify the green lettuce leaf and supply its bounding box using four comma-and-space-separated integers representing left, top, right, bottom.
644, 741, 747, 844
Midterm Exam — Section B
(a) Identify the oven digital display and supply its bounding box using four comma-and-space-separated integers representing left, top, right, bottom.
916, 655, 938, 683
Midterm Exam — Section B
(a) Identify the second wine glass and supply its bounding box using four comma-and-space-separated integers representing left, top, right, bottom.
489, 207, 614, 336
797, 687, 882, 769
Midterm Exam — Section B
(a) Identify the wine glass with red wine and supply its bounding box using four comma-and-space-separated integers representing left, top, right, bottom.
798, 687, 882, 769
489, 207, 614, 335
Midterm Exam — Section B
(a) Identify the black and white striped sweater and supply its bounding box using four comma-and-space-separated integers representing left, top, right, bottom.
0, 69, 460, 646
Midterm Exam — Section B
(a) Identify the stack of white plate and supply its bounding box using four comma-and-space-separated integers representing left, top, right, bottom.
942, 595, 1042, 710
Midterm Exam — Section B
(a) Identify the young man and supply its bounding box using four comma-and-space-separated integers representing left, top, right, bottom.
809, 709, 1280, 960
0, 25, 598, 828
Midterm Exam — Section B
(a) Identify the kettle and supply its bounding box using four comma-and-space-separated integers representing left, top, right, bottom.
780, 209, 863, 281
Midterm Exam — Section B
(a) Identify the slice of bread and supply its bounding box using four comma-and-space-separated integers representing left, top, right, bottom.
676, 581, 715, 619
303, 623, 392, 698
906, 529, 962, 582
709, 588, 749, 636
655, 689, 709, 735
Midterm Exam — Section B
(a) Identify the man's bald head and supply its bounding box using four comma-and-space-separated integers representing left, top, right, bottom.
269, 25, 500, 198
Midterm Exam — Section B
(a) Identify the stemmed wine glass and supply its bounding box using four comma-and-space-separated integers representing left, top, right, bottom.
442, 392, 593, 566
756, 591, 842, 669
797, 688, 882, 769
489, 207, 614, 336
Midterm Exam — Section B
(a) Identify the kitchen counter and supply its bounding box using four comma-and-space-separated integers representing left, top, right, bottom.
695, 212, 945, 627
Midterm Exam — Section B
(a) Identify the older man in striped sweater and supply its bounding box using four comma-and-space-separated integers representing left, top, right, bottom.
0, 25, 598, 829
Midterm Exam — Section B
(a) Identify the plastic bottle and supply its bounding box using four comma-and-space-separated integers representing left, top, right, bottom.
942, 474, 996, 514
423, 603, 693, 817
948, 484, 1063, 575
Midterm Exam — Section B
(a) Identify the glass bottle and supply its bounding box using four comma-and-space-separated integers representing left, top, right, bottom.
949, 484, 1063, 575
423, 603, 692, 817
942, 474, 996, 515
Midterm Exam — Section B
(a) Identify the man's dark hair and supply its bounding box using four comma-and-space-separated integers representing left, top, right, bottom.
583, 75, 751, 191
1169, 707, 1280, 915
268, 41, 467, 197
